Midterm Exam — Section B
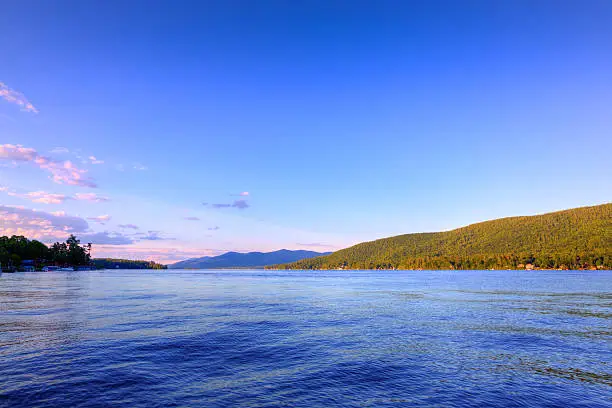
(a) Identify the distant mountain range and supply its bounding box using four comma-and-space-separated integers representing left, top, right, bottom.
168, 249, 331, 269
271, 204, 611, 270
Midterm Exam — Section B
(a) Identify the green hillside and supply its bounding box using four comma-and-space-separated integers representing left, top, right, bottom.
271, 204, 612, 270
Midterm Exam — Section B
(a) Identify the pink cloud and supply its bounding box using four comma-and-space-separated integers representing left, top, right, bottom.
0, 205, 135, 246
1, 188, 110, 205
0, 144, 96, 187
0, 82, 38, 113
22, 191, 67, 204
87, 214, 112, 223
0, 144, 37, 161
3, 189, 68, 204
75, 193, 110, 202
0, 205, 89, 241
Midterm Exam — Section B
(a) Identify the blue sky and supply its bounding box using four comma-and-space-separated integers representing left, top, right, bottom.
1, 1, 611, 262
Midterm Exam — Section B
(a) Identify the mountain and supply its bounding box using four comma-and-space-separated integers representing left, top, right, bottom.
271, 204, 611, 270
168, 249, 332, 269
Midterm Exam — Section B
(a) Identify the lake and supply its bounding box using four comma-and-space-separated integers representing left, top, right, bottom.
0, 270, 610, 407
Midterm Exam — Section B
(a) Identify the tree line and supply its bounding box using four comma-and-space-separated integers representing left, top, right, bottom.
271, 204, 612, 270
0, 234, 166, 271
0, 234, 91, 270
92, 258, 166, 270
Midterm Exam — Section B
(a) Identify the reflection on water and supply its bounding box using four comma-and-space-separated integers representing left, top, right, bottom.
0, 270, 610, 407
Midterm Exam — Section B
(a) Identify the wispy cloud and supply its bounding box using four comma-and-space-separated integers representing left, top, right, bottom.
184, 216, 200, 221
2, 188, 68, 204
1, 187, 109, 204
50, 147, 70, 154
87, 214, 112, 224
91, 245, 216, 263
230, 191, 249, 196
208, 199, 250, 210
133, 163, 148, 171
118, 224, 139, 230
232, 199, 249, 209
18, 191, 67, 204
88, 156, 104, 165
0, 144, 97, 187
139, 230, 175, 241
211, 203, 232, 208
208, 226, 220, 231
79, 231, 133, 245
74, 193, 110, 202
0, 82, 38, 113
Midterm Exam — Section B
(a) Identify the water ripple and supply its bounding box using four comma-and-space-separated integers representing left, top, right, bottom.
0, 270, 610, 407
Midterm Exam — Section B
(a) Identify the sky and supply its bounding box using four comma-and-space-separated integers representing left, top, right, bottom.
1, 0, 611, 263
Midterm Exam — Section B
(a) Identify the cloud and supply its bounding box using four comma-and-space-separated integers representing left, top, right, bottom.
133, 163, 148, 171
232, 199, 249, 209
3, 189, 69, 204
20, 191, 67, 204
0, 82, 38, 113
91, 245, 216, 263
0, 205, 89, 240
118, 224, 139, 230
0, 144, 96, 187
211, 203, 232, 208
139, 230, 175, 241
184, 216, 200, 221
231, 191, 249, 196
0, 188, 109, 204
209, 199, 250, 210
89, 156, 104, 165
87, 214, 112, 223
51, 147, 70, 154
0, 144, 37, 161
78, 231, 133, 245
74, 193, 110, 202
208, 226, 220, 231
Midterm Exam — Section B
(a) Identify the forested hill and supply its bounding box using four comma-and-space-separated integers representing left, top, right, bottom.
271, 204, 612, 270
92, 258, 167, 270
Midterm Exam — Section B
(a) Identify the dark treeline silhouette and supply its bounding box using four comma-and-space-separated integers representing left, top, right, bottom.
93, 258, 166, 270
0, 234, 91, 270
0, 235, 166, 271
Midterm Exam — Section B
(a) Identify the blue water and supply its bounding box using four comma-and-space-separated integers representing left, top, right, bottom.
0, 270, 610, 407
